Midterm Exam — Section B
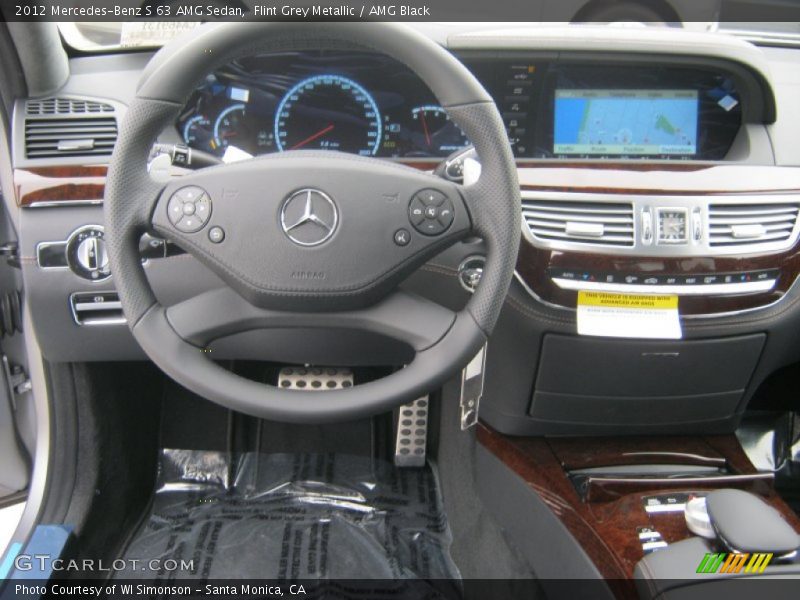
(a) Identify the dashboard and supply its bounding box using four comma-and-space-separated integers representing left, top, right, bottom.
10, 23, 800, 440
176, 51, 746, 161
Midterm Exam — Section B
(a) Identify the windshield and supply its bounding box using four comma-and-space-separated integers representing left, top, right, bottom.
58, 21, 800, 53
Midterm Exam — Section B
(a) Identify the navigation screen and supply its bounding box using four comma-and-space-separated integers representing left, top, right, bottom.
553, 89, 699, 157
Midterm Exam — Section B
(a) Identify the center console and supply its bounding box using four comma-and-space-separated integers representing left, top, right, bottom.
476, 425, 800, 598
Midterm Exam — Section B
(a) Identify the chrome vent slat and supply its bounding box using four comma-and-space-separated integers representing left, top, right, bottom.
708, 213, 798, 226
526, 220, 634, 233
708, 202, 800, 247
522, 198, 635, 247
709, 206, 799, 216
707, 231, 795, 245
522, 203, 632, 216
522, 211, 633, 225
26, 150, 114, 158
531, 232, 635, 244
26, 135, 118, 144
709, 223, 794, 233
26, 126, 118, 135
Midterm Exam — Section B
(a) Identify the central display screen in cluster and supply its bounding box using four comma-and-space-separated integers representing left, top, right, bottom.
553, 89, 699, 157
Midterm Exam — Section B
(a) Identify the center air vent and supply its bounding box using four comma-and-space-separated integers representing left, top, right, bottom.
708, 202, 800, 247
522, 197, 635, 247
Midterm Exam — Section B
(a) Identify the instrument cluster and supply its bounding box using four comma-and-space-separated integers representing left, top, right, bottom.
176, 51, 745, 163
177, 51, 471, 160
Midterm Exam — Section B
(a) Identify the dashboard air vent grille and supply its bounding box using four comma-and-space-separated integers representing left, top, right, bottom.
26, 98, 114, 116
522, 198, 635, 247
708, 202, 800, 247
24, 117, 118, 159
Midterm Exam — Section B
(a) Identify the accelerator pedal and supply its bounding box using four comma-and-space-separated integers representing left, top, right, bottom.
394, 396, 430, 468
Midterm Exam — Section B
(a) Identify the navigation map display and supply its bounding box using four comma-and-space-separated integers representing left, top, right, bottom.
553, 89, 699, 157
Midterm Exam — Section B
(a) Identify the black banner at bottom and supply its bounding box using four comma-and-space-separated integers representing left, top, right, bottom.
4, 578, 800, 600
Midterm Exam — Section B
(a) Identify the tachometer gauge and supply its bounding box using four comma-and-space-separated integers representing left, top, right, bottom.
212, 103, 247, 153
409, 105, 469, 156
274, 75, 382, 155
182, 115, 214, 151
210, 103, 274, 157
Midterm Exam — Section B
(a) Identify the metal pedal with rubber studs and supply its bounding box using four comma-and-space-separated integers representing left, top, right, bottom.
277, 366, 353, 391
394, 396, 430, 467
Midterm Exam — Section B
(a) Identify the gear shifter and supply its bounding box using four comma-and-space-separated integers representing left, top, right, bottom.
684, 495, 717, 540
685, 489, 800, 555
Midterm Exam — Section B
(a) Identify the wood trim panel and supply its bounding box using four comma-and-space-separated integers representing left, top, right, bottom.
549, 436, 727, 470
515, 240, 800, 316
18, 163, 800, 315
477, 424, 800, 594
15, 166, 107, 207
17, 162, 800, 205
579, 473, 773, 504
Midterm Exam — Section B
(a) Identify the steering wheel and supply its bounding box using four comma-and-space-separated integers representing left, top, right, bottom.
104, 23, 520, 424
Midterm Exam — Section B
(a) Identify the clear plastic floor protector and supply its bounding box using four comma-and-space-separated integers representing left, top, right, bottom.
116, 450, 461, 591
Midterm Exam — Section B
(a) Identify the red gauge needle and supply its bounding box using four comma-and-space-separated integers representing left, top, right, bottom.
290, 124, 335, 150
419, 112, 432, 147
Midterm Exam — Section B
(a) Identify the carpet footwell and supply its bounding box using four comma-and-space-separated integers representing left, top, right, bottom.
116, 450, 460, 585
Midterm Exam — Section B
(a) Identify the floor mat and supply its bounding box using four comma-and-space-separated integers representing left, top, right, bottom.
116, 450, 460, 583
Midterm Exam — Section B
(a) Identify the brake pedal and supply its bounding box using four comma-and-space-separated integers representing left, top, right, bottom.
277, 366, 353, 391
394, 396, 429, 467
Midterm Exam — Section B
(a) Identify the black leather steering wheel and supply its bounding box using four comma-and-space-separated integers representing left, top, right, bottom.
104, 23, 519, 423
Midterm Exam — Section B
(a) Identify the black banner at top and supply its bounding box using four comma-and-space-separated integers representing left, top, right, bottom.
2, 0, 800, 22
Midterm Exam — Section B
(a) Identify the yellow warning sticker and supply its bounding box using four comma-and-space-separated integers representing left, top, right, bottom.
577, 291, 682, 339
578, 291, 678, 310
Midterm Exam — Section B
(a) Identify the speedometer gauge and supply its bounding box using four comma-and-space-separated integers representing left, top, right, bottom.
274, 75, 382, 155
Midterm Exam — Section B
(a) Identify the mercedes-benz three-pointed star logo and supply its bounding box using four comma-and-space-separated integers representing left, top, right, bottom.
280, 189, 339, 246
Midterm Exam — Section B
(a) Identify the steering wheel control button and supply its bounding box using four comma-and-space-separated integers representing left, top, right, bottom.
208, 227, 225, 244
167, 186, 212, 232
175, 215, 204, 233
438, 204, 455, 228
196, 197, 211, 221
417, 189, 446, 207
408, 197, 426, 225
394, 228, 411, 246
176, 186, 204, 202
410, 189, 455, 235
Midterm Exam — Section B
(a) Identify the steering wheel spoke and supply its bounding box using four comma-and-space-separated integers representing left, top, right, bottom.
164, 287, 457, 352
150, 152, 472, 312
